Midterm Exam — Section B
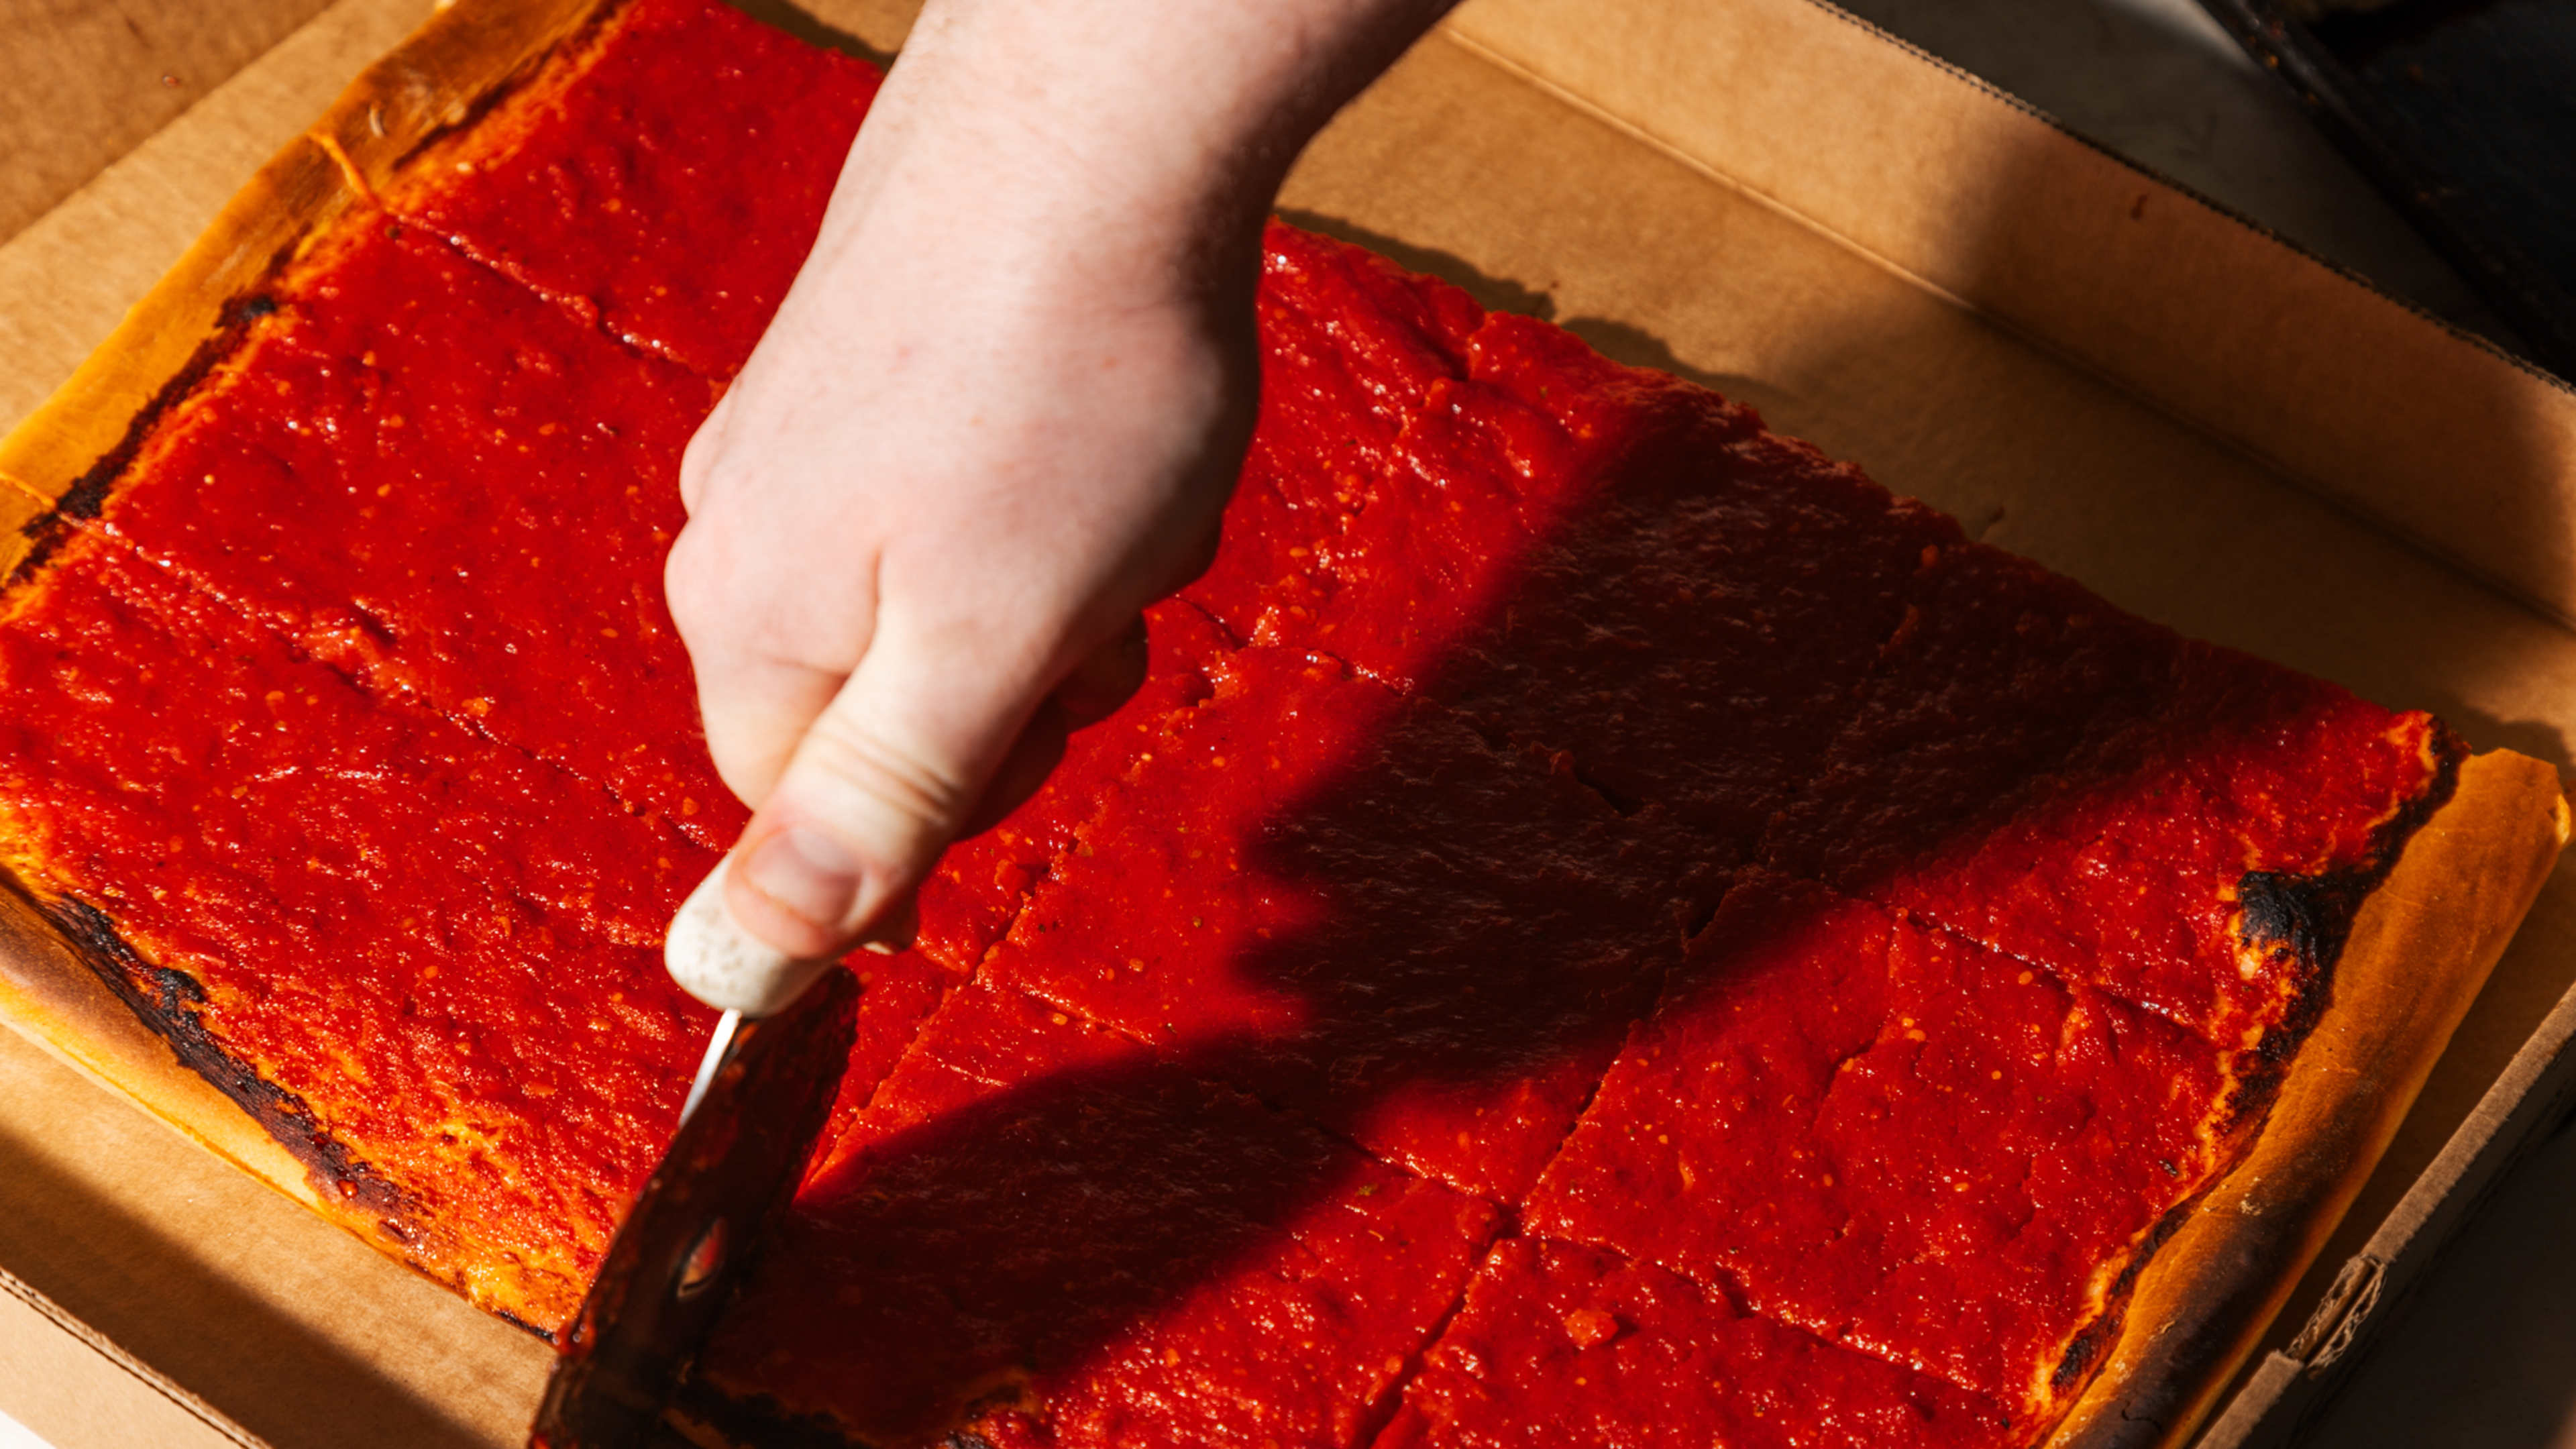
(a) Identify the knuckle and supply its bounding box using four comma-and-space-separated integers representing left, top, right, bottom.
676, 441, 710, 518
676, 389, 736, 518
660, 527, 724, 633
661, 525, 781, 658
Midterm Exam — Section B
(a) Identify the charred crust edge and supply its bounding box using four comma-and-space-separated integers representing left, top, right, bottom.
490, 1305, 559, 1344
2042, 718, 2466, 1426
6, 290, 283, 592
2229, 718, 2469, 1126
2050, 1200, 2194, 1400
40, 894, 417, 1226
2051, 1310, 2117, 1398
54, 288, 282, 527
665, 1379, 888, 1449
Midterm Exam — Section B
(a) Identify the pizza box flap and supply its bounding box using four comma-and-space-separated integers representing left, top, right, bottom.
1, 0, 2573, 1446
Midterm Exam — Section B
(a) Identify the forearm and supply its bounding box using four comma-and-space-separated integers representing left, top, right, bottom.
829, 0, 1457, 296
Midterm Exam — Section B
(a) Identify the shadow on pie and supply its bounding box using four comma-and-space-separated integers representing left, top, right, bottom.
667, 347, 2458, 1444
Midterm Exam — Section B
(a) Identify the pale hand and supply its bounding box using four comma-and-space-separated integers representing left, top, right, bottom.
661, 0, 1455, 1012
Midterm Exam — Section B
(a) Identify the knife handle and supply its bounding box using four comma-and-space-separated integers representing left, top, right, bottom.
664, 855, 839, 1016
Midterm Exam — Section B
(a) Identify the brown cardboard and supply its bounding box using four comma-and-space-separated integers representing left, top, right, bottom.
1442, 1, 2576, 635
0, 1263, 257, 1449
0, 0, 436, 451
0, 0, 339, 246
0, 1020, 551, 1449
2202, 976, 2576, 1445
1, 0, 2573, 1445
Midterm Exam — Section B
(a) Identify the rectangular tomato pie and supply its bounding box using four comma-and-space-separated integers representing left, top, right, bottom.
0, 1, 2561, 1445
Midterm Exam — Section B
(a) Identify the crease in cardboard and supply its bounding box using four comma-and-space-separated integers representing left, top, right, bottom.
0, 1265, 267, 1449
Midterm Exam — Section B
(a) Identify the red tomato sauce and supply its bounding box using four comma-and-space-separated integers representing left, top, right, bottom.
0, 0, 2462, 1436
384, 0, 884, 378
0, 533, 714, 1326
87, 219, 740, 847
701, 979, 1499, 1448
1381, 1239, 2012, 1449
1528, 874, 2230, 1426
984, 641, 1698, 1205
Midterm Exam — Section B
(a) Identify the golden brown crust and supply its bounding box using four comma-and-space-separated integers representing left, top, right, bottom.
0, 882, 324, 1215
0, 0, 620, 582
0, 133, 354, 574
307, 0, 611, 203
2048, 749, 2570, 1449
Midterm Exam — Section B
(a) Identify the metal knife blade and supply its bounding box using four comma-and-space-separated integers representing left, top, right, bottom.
529, 967, 860, 1449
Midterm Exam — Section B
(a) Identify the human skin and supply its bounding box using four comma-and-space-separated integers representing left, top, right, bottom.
664, 0, 1456, 979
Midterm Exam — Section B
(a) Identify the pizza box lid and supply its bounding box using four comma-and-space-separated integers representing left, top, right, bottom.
2192, 0, 2576, 382
0, 0, 2572, 1446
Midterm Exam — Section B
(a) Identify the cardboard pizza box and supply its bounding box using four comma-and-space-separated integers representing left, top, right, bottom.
1, 0, 2571, 1445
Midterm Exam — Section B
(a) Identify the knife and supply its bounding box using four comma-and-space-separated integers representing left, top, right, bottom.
528, 961, 859, 1448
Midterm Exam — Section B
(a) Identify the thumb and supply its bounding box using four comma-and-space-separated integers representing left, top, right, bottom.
667, 609, 1046, 1014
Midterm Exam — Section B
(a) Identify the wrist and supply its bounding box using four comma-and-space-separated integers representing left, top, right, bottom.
843, 0, 1450, 294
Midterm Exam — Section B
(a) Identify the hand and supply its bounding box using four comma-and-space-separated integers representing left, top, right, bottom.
662, 0, 1455, 1008
666, 121, 1258, 967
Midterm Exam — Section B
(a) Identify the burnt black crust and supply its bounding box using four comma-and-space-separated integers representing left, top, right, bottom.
2051, 1310, 2114, 1397
2033, 718, 2470, 1436
665, 1379, 889, 1449
492, 1305, 561, 1346
54, 284, 285, 527
39, 892, 415, 1224
2050, 1198, 2194, 1398
2223, 718, 2469, 1131
5, 286, 286, 595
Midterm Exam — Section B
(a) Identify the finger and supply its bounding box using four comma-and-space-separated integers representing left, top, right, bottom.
1172, 514, 1226, 593
688, 651, 847, 811
957, 697, 1071, 839
945, 616, 1147, 844
720, 603, 1050, 965
664, 522, 871, 809
1053, 614, 1149, 729
857, 895, 919, 956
